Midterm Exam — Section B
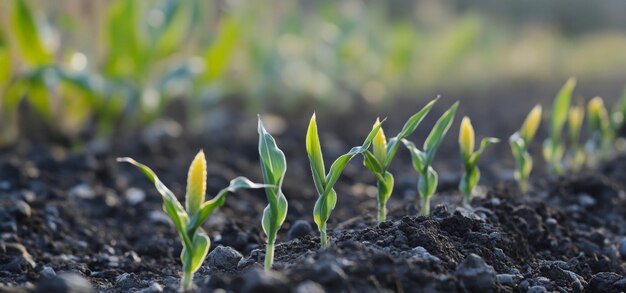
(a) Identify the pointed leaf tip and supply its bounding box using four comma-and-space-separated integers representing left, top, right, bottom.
186, 150, 207, 215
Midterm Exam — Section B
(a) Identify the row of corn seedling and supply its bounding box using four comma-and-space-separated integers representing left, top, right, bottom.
119, 78, 625, 291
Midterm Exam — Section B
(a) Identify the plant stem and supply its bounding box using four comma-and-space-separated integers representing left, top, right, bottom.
320, 224, 328, 249
462, 192, 471, 207
377, 202, 387, 222
518, 177, 528, 193
180, 271, 193, 292
264, 242, 274, 271
420, 196, 430, 216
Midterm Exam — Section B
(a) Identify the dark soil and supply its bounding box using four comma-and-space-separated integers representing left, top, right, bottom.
1, 92, 625, 292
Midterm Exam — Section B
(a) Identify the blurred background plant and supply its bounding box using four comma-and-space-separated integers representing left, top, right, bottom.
1, 0, 626, 145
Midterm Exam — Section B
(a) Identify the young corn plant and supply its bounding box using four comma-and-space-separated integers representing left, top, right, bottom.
458, 116, 499, 206
362, 99, 438, 222
509, 105, 542, 192
542, 78, 576, 175
566, 104, 586, 171
306, 114, 383, 248
585, 96, 614, 165
257, 116, 288, 271
118, 151, 268, 291
402, 102, 458, 216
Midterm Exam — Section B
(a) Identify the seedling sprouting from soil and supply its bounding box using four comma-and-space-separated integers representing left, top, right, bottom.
586, 96, 614, 165
458, 116, 499, 206
543, 78, 576, 175
566, 104, 585, 171
402, 102, 458, 216
118, 152, 268, 291
362, 99, 437, 222
257, 116, 288, 271
306, 114, 383, 248
510, 105, 542, 192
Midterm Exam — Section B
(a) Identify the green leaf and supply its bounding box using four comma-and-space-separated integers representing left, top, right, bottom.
117, 157, 192, 249
550, 78, 576, 143
10, 0, 52, 65
187, 176, 269, 236
401, 139, 426, 173
385, 98, 438, 168
362, 150, 383, 174
306, 114, 326, 195
423, 102, 458, 165
418, 166, 438, 198
378, 172, 394, 203
469, 137, 499, 166
203, 15, 241, 82
181, 232, 210, 274
460, 167, 480, 196
313, 189, 337, 230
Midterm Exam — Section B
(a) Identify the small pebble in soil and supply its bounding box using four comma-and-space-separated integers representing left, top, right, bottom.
618, 237, 626, 258
296, 280, 325, 293
577, 193, 596, 207
242, 268, 290, 293
207, 245, 243, 271
455, 253, 496, 292
36, 272, 94, 293
125, 187, 146, 205
148, 211, 172, 226
589, 272, 626, 292
40, 266, 56, 279
12, 200, 32, 219
68, 184, 96, 199
0, 220, 17, 233
288, 220, 312, 240
520, 277, 554, 292
496, 274, 520, 285
116, 273, 144, 290
313, 261, 348, 287
410, 246, 441, 262
137, 282, 163, 293
527, 285, 549, 293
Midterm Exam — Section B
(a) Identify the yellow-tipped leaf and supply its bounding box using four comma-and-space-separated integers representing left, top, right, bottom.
186, 150, 207, 215
459, 116, 475, 159
372, 118, 387, 164
521, 105, 542, 144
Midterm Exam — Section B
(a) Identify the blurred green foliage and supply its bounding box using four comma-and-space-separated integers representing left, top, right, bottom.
1, 0, 626, 144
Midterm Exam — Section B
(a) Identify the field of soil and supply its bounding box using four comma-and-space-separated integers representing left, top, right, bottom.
1, 82, 625, 292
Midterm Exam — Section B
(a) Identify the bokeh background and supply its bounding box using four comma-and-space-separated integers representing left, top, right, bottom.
1, 0, 626, 145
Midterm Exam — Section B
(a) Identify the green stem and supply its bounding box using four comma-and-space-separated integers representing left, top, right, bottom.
320, 224, 328, 249
420, 196, 430, 216
264, 242, 275, 271
377, 202, 387, 222
518, 176, 528, 193
462, 192, 471, 207
180, 271, 193, 292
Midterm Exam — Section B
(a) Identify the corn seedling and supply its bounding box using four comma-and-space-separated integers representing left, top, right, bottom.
458, 117, 499, 206
362, 99, 438, 222
585, 96, 614, 165
542, 78, 576, 175
566, 104, 586, 171
306, 114, 384, 248
257, 116, 288, 271
509, 105, 542, 192
118, 151, 268, 291
402, 102, 459, 216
